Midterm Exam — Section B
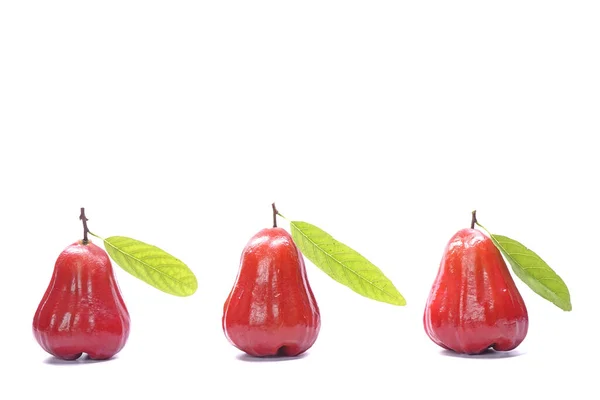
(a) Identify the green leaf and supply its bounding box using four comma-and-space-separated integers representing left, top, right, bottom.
103, 236, 198, 297
289, 221, 406, 306
490, 234, 571, 311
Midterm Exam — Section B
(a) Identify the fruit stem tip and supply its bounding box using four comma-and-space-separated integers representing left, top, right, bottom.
80, 207, 89, 244
471, 210, 477, 229
272, 203, 278, 228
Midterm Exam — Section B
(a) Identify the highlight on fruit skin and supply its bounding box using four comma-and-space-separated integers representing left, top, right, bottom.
423, 227, 528, 355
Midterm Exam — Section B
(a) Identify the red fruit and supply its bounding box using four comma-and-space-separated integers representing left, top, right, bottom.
222, 227, 321, 357
33, 240, 130, 360
423, 228, 528, 354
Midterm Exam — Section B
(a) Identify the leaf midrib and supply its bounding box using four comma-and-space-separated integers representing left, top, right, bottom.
104, 238, 193, 289
291, 222, 400, 301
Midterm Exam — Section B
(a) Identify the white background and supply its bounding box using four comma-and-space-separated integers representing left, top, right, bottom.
1, 1, 598, 399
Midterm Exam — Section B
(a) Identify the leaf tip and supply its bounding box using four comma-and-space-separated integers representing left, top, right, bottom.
384, 293, 407, 306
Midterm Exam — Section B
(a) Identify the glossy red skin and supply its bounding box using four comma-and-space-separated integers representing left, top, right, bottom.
423, 229, 528, 355
33, 240, 130, 360
222, 227, 321, 357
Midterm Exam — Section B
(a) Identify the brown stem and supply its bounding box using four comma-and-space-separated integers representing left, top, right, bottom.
471, 210, 477, 229
272, 203, 278, 228
80, 207, 90, 244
